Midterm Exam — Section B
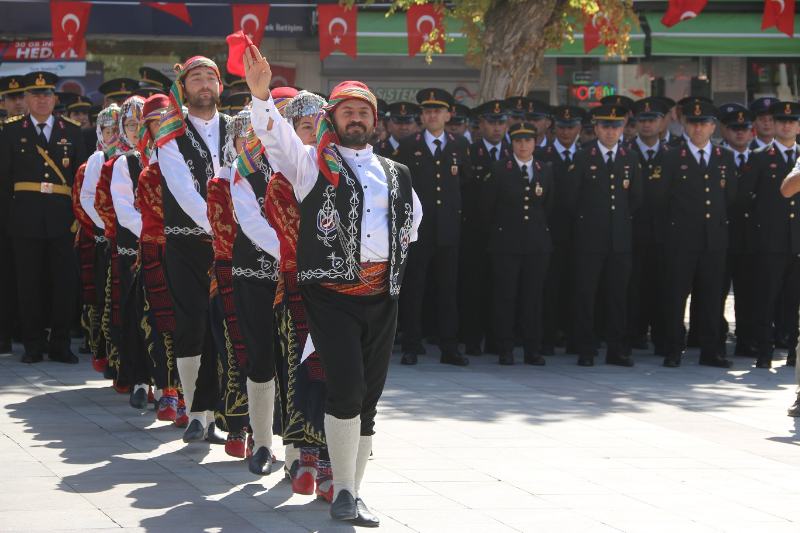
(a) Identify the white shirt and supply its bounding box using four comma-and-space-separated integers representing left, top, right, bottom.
250, 94, 422, 262
463, 130, 471, 143
753, 137, 770, 149
81, 151, 106, 229
424, 130, 447, 158
388, 136, 399, 150
598, 142, 619, 163
482, 139, 503, 160
514, 155, 534, 181
538, 137, 548, 149
635, 137, 660, 160
688, 140, 712, 165
30, 115, 54, 142
187, 113, 221, 173
553, 139, 577, 161
230, 168, 281, 260
110, 155, 142, 238
730, 147, 749, 166
774, 141, 799, 164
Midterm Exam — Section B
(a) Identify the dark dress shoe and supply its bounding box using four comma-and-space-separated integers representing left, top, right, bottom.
663, 355, 681, 368
0, 339, 12, 354
129, 387, 148, 409
440, 350, 469, 366
206, 421, 227, 444
755, 355, 772, 369
524, 353, 546, 366
21, 350, 43, 364
787, 352, 797, 367
49, 349, 79, 364
788, 394, 800, 417
540, 345, 555, 356
249, 446, 273, 475
464, 343, 482, 356
499, 351, 514, 366
606, 353, 634, 367
284, 459, 299, 481
698, 353, 733, 368
577, 354, 594, 367
400, 352, 417, 365
350, 498, 380, 528
183, 419, 206, 443
331, 490, 358, 521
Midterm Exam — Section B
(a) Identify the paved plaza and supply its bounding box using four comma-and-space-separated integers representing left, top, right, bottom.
3, 334, 800, 533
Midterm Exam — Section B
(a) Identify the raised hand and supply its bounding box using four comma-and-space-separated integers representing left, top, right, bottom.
244, 45, 272, 101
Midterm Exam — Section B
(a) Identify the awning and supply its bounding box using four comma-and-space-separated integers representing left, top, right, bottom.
648, 12, 799, 56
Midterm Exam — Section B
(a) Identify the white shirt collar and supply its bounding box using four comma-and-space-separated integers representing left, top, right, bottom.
773, 140, 799, 160
635, 136, 660, 155
598, 142, 618, 158
388, 136, 399, 150
730, 147, 748, 162
514, 155, 534, 180
754, 137, 770, 148
553, 139, 576, 157
538, 137, 548, 148
687, 140, 712, 162
482, 138, 503, 157
187, 112, 218, 130
424, 129, 446, 145
337, 144, 374, 160
30, 114, 54, 129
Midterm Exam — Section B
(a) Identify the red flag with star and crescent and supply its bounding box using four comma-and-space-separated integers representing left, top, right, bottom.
232, 4, 270, 49
407, 3, 445, 57
661, 0, 708, 28
762, 0, 795, 37
142, 3, 192, 26
50, 1, 91, 59
318, 4, 358, 61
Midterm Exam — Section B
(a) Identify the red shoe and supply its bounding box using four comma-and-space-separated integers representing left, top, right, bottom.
315, 482, 334, 503
316, 460, 333, 502
174, 399, 189, 428
112, 379, 130, 394
246, 434, 254, 458
225, 430, 248, 458
147, 387, 154, 403
157, 395, 178, 422
92, 357, 107, 373
292, 469, 316, 495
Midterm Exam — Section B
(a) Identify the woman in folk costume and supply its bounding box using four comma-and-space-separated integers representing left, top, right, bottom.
262, 90, 333, 502
74, 105, 119, 371
136, 103, 189, 428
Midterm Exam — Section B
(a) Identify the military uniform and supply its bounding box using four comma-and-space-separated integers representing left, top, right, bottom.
375, 101, 419, 159
0, 72, 87, 362
565, 104, 643, 367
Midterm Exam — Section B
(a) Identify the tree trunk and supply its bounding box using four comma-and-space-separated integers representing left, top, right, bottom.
476, 0, 566, 103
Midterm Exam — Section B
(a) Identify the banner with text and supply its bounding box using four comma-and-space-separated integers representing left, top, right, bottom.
0, 40, 87, 76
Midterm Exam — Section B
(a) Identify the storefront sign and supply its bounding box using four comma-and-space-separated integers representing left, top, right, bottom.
571, 83, 616, 101
0, 40, 86, 76
573, 72, 594, 85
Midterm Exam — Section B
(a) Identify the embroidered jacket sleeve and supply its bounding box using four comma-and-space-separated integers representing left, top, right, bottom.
72, 162, 94, 235
158, 139, 212, 234
265, 172, 300, 272
81, 151, 106, 229
231, 172, 281, 260
137, 163, 166, 245
111, 155, 142, 238
95, 158, 117, 238
251, 94, 318, 201
206, 172, 236, 260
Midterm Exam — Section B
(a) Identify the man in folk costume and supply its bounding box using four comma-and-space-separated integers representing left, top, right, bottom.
155, 56, 231, 445
245, 46, 422, 527
258, 91, 333, 500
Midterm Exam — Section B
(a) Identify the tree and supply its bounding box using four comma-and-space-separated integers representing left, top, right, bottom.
350, 0, 636, 104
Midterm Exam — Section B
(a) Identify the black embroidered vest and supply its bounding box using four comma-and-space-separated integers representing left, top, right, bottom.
296, 150, 414, 299
115, 151, 144, 257
161, 114, 231, 240
232, 160, 280, 283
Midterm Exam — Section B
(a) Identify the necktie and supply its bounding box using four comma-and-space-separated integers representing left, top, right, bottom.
490, 147, 498, 160
698, 150, 707, 169
606, 151, 614, 172
37, 123, 47, 146
563, 150, 572, 165
433, 138, 442, 158
521, 164, 528, 181
786, 149, 796, 166
738, 154, 746, 170
646, 149, 654, 163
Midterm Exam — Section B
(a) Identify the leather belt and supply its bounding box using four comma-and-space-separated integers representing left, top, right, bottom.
14, 182, 72, 196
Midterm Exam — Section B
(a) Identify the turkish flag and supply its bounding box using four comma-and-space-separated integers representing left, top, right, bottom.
270, 64, 296, 88
762, 0, 795, 37
583, 12, 602, 54
407, 3, 445, 57
232, 4, 270, 49
318, 4, 358, 61
50, 1, 91, 59
142, 3, 192, 26
661, 0, 708, 28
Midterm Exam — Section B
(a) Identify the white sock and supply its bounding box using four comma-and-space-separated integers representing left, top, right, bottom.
176, 355, 204, 425
325, 414, 360, 501
285, 444, 301, 467
133, 384, 148, 393
354, 435, 372, 498
152, 388, 163, 402
246, 378, 275, 450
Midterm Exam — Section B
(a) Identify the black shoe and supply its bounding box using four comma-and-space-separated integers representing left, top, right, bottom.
400, 352, 417, 366
464, 343, 483, 356
48, 349, 79, 364
183, 419, 206, 443
499, 351, 514, 366
606, 353, 634, 367
0, 339, 11, 354
540, 345, 555, 356
350, 498, 380, 528
331, 490, 358, 521
577, 354, 594, 367
755, 355, 772, 369
734, 343, 759, 357
206, 421, 226, 444
284, 459, 299, 481
21, 350, 43, 364
663, 355, 681, 368
788, 352, 797, 367
788, 394, 800, 417
699, 353, 733, 369
440, 349, 469, 366
249, 446, 273, 475
524, 353, 546, 366
129, 387, 148, 409
78, 343, 92, 354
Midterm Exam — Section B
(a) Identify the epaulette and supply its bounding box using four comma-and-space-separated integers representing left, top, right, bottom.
3, 115, 23, 124
61, 117, 81, 127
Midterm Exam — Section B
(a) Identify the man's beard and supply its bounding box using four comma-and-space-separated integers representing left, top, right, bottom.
186, 88, 218, 112
335, 120, 372, 147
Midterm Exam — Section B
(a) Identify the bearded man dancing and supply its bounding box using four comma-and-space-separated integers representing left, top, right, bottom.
245, 46, 421, 528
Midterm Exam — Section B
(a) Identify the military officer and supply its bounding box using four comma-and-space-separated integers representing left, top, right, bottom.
624, 115, 638, 145
749, 96, 777, 150
138, 66, 172, 93
1, 75, 27, 118
482, 122, 553, 365
0, 71, 88, 364
224, 73, 250, 95
98, 78, 136, 108
505, 96, 531, 129
65, 95, 92, 129
579, 114, 597, 146
623, 97, 671, 356
374, 101, 419, 158
652, 101, 737, 368
89, 105, 101, 128
740, 101, 800, 369
459, 100, 511, 356
537, 105, 585, 354
565, 104, 643, 367
468, 108, 483, 144
396, 88, 471, 366
668, 96, 713, 148
445, 103, 471, 140
525, 99, 553, 149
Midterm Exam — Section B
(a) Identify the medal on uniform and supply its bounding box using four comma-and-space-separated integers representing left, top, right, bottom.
414, 151, 421, 156
535, 183, 543, 196
590, 165, 597, 170
652, 166, 661, 179
451, 164, 458, 175
770, 163, 778, 168
62, 157, 69, 168
623, 179, 630, 189
720, 178, 726, 188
